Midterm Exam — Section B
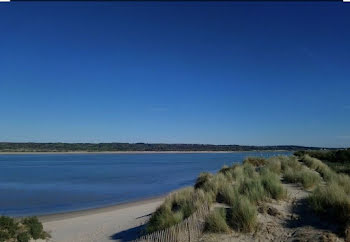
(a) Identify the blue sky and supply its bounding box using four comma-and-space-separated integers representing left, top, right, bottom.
0, 2, 349, 147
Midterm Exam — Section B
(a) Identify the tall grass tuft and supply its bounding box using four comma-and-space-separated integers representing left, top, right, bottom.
301, 155, 335, 181
280, 156, 303, 173
283, 167, 321, 189
243, 163, 258, 178
204, 208, 230, 233
260, 168, 287, 200
243, 157, 267, 167
146, 204, 183, 233
227, 196, 257, 232
194, 172, 213, 189
238, 177, 266, 204
265, 158, 282, 174
309, 182, 350, 224
231, 164, 244, 181
147, 187, 210, 233
218, 165, 234, 181
216, 182, 236, 205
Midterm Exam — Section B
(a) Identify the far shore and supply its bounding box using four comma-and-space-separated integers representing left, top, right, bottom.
0, 150, 292, 155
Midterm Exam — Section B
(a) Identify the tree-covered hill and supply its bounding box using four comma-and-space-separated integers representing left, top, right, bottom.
0, 142, 327, 152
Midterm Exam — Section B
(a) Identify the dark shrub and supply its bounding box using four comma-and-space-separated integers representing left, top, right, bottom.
0, 216, 18, 238
17, 232, 30, 242
22, 217, 45, 240
0, 231, 10, 242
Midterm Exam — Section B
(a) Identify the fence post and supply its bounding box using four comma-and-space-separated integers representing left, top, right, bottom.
187, 220, 191, 242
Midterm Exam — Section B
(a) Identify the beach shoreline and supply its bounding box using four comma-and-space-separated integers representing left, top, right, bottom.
0, 150, 291, 155
38, 194, 167, 223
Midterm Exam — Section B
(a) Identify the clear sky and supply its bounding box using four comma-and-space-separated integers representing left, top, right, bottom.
1, 2, 349, 147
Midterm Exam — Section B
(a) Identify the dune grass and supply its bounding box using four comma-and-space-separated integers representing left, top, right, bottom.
238, 177, 266, 204
300, 155, 350, 236
265, 157, 282, 175
243, 157, 267, 167
147, 156, 288, 234
260, 168, 287, 200
301, 155, 336, 181
280, 156, 303, 173
309, 182, 350, 224
283, 167, 321, 189
204, 208, 230, 233
216, 182, 236, 205
146, 187, 210, 233
194, 172, 213, 189
227, 195, 257, 232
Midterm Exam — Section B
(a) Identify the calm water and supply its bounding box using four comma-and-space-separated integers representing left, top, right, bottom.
0, 152, 291, 216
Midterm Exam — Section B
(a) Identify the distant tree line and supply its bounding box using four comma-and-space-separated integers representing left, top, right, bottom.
295, 148, 350, 164
0, 142, 328, 152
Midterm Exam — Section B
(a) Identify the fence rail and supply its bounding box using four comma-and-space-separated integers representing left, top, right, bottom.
133, 204, 210, 242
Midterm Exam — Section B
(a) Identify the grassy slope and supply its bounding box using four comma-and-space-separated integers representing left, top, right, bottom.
145, 154, 350, 240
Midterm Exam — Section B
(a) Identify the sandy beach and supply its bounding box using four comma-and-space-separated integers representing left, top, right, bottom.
39, 196, 165, 242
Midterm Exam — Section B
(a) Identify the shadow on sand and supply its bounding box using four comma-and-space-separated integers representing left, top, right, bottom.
110, 224, 146, 242
285, 197, 341, 235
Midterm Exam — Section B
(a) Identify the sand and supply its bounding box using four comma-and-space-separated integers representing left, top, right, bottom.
39, 196, 165, 242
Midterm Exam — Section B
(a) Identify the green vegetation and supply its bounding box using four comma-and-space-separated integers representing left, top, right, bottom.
0, 216, 49, 242
0, 142, 322, 152
238, 177, 266, 204
295, 149, 350, 164
297, 154, 350, 236
227, 196, 257, 232
260, 169, 287, 199
147, 156, 288, 234
301, 155, 335, 181
204, 208, 230, 233
147, 154, 350, 239
309, 182, 350, 224
283, 167, 321, 189
216, 182, 236, 205
295, 149, 350, 174
146, 187, 210, 233
243, 157, 267, 166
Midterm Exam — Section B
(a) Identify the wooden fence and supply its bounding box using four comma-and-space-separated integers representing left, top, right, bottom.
133, 204, 210, 242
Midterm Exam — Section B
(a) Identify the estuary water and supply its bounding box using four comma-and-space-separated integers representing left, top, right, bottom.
0, 152, 291, 216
